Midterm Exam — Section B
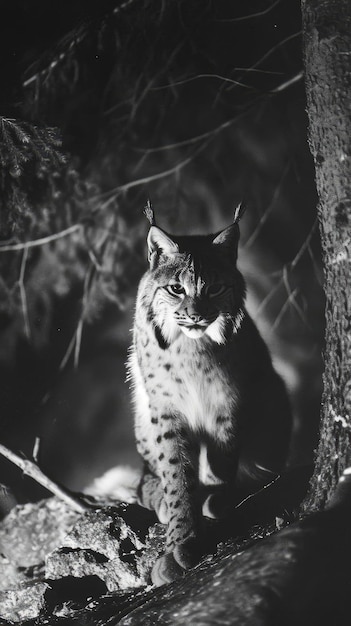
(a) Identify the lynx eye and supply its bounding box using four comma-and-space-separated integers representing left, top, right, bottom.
207, 284, 226, 297
167, 283, 185, 296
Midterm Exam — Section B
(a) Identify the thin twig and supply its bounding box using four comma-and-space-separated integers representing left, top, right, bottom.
256, 276, 284, 318
291, 218, 318, 270
59, 330, 78, 371
216, 0, 281, 22
268, 219, 319, 279
271, 286, 299, 332
104, 43, 182, 117
251, 31, 302, 71
152, 72, 254, 92
245, 161, 291, 248
59, 228, 110, 372
0, 224, 82, 253
235, 474, 281, 509
32, 437, 41, 464
255, 219, 320, 320
59, 262, 97, 371
135, 117, 239, 154
229, 32, 302, 93
18, 247, 31, 338
73, 267, 91, 369
97, 140, 210, 204
74, 317, 84, 369
232, 67, 283, 75
0, 443, 90, 512
135, 71, 301, 158
282, 265, 310, 329
271, 71, 303, 93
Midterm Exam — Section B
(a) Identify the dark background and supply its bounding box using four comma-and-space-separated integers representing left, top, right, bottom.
0, 0, 324, 504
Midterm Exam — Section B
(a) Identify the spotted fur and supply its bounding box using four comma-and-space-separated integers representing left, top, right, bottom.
128, 220, 292, 586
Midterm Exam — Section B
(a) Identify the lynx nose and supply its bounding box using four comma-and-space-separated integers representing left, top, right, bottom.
186, 310, 203, 324
189, 314, 202, 323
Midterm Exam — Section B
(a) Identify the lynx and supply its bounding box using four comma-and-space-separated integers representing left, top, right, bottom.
128, 205, 291, 586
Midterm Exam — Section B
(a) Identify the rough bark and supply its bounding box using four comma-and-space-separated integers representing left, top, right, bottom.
301, 0, 351, 511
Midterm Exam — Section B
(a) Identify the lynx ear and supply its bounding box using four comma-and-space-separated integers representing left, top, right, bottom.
212, 203, 245, 259
212, 223, 240, 259
147, 226, 179, 262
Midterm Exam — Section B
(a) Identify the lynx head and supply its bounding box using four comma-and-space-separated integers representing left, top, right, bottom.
143, 205, 246, 347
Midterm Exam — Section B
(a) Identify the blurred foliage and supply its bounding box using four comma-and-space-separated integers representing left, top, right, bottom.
0, 118, 65, 237
0, 112, 145, 357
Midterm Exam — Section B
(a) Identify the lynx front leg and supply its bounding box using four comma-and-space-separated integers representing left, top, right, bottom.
199, 438, 240, 520
146, 413, 202, 586
137, 466, 169, 523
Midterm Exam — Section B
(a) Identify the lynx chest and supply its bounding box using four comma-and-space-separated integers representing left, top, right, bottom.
133, 328, 239, 436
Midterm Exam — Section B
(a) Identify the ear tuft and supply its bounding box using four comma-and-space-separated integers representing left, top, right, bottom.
233, 201, 246, 224
144, 199, 156, 225
147, 226, 179, 262
212, 204, 245, 258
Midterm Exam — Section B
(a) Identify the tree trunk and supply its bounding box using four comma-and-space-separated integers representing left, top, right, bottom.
301, 0, 351, 512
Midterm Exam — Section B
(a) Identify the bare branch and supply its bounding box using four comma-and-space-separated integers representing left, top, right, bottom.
256, 219, 320, 322
271, 71, 303, 93
97, 140, 210, 205
290, 219, 318, 270
59, 330, 78, 371
216, 0, 282, 23
135, 118, 237, 154
74, 317, 84, 369
245, 161, 291, 248
232, 68, 283, 75
0, 443, 90, 513
256, 276, 284, 318
152, 73, 254, 92
271, 286, 299, 332
73, 264, 95, 368
18, 247, 30, 338
282, 266, 311, 328
32, 437, 41, 464
234, 32, 302, 81
135, 69, 301, 159
0, 224, 82, 253
235, 474, 281, 509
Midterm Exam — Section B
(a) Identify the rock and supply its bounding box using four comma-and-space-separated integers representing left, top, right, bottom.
46, 509, 165, 591
0, 497, 80, 568
60, 509, 144, 560
0, 493, 165, 603
137, 523, 166, 582
0, 554, 28, 592
0, 581, 49, 623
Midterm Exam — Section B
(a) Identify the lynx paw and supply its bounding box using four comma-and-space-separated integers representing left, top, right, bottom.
151, 552, 184, 586
151, 538, 201, 586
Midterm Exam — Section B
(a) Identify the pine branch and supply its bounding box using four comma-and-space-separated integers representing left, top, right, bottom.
22, 0, 142, 94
